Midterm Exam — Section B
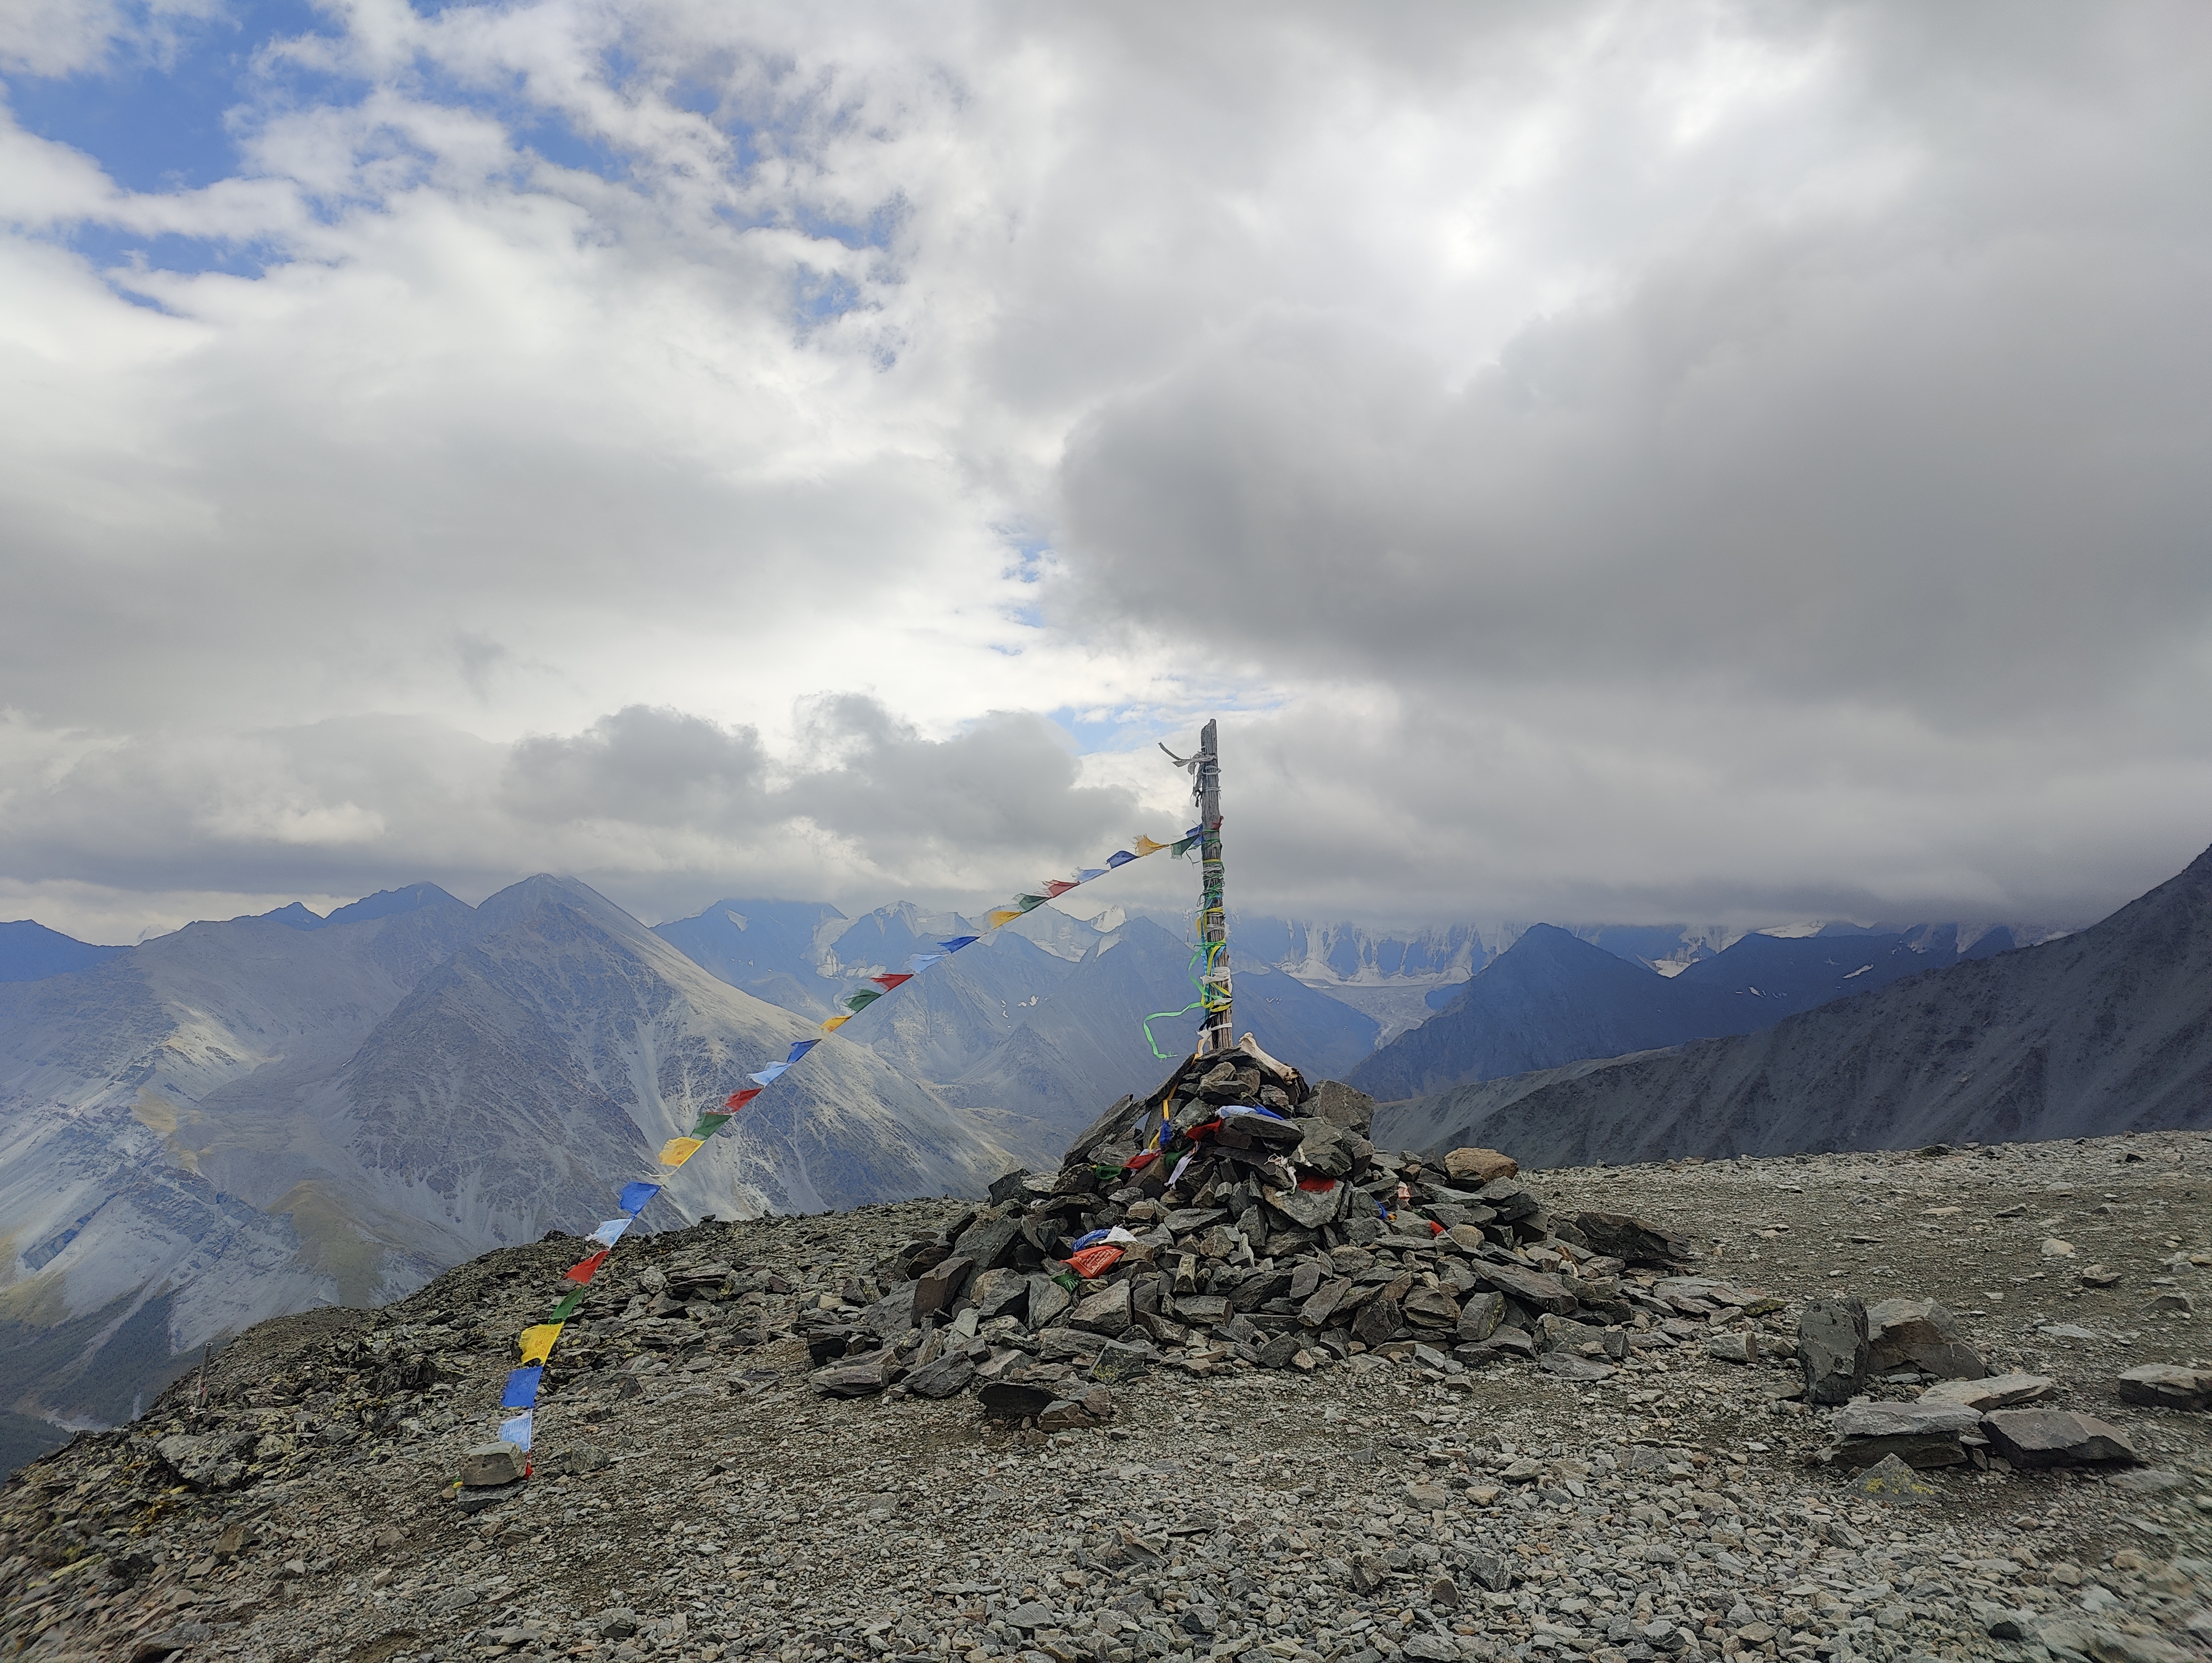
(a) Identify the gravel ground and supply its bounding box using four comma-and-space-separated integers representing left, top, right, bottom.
3, 1129, 2206, 1663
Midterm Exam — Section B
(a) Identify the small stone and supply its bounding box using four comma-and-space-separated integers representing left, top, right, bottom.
1538, 1352, 1616, 1382
1004, 1601, 1053, 1631
1353, 1296, 1403, 1348
2150, 1289, 2194, 1312
1443, 1147, 1519, 1183
1981, 1408, 2140, 1467
1971, 1603, 2035, 1641
904, 1352, 977, 1399
2041, 1237, 2076, 1258
1706, 1331, 1759, 1364
536, 1444, 612, 1477
1427, 1576, 1460, 1609
1406, 1482, 1454, 1510
1071, 1281, 1134, 1336
2116, 1362, 2212, 1410
978, 1380, 1056, 1423
1401, 1635, 1460, 1662
1464, 1550, 1514, 1592
1454, 1291, 1504, 1344
1850, 1452, 1942, 1502
457, 1442, 526, 1488
2078, 1264, 2122, 1289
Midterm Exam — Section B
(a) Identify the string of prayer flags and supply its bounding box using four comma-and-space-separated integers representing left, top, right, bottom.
489, 820, 1203, 1460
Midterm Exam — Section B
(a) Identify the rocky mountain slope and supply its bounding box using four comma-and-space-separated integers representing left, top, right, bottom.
4, 1128, 2204, 1663
1375, 843, 2212, 1165
0, 880, 1008, 1447
1353, 921, 2042, 1104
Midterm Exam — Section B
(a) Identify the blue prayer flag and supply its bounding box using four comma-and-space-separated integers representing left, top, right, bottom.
502, 1367, 542, 1409
588, 1217, 632, 1248
1107, 850, 1135, 867
936, 935, 979, 953
784, 1039, 819, 1064
618, 1181, 661, 1214
498, 1410, 533, 1452
749, 1061, 790, 1086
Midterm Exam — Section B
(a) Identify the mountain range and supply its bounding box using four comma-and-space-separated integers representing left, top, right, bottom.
0, 878, 1010, 1440
1348, 918, 2028, 1101
1373, 842, 2212, 1164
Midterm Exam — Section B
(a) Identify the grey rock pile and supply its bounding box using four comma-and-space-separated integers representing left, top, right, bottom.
794, 1042, 1720, 1424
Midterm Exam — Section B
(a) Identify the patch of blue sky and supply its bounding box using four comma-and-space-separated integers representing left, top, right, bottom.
2, 0, 346, 196
65, 223, 286, 285
793, 265, 864, 324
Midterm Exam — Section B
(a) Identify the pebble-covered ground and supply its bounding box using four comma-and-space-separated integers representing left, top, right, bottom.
2, 1131, 2206, 1663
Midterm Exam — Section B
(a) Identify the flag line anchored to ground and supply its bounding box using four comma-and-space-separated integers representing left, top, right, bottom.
487, 822, 1204, 1456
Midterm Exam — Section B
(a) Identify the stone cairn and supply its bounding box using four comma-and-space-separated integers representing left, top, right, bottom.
799, 1038, 1712, 1428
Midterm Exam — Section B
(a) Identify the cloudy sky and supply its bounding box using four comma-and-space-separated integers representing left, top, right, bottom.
3, 1, 2209, 943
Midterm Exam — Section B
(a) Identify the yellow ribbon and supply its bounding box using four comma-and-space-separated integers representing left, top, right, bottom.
1133, 834, 1167, 856
519, 1322, 564, 1364
659, 1136, 705, 1167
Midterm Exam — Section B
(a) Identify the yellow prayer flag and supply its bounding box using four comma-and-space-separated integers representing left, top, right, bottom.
659, 1136, 706, 1167
985, 909, 1022, 929
518, 1322, 564, 1364
1133, 834, 1167, 856
820, 1014, 851, 1031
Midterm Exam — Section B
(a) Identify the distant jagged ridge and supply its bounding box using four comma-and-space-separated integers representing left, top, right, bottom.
1374, 842, 2212, 1165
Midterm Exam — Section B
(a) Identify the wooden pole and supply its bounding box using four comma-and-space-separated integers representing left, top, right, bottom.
1195, 720, 1232, 1056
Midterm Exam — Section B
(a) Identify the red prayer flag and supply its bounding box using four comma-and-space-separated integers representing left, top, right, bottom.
1044, 880, 1078, 897
872, 972, 912, 990
566, 1251, 609, 1284
724, 1088, 763, 1110
1066, 1244, 1124, 1279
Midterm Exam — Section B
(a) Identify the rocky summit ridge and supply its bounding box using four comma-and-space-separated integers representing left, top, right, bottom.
3, 1121, 2208, 1663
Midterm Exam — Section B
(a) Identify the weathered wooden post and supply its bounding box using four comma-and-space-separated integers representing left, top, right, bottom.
1194, 720, 1232, 1056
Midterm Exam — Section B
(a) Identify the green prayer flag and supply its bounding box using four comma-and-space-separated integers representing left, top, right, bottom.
687, 1112, 732, 1138
846, 989, 883, 1011
1014, 895, 1047, 912
546, 1290, 585, 1321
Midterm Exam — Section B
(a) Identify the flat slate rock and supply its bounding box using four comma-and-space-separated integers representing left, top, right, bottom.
1981, 1409, 2140, 1468
2116, 1362, 2212, 1411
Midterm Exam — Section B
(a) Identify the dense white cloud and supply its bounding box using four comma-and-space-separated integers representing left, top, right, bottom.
2, 1, 2209, 942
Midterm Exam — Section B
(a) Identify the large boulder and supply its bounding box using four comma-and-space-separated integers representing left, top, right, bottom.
1443, 1147, 1519, 1183
1797, 1296, 1870, 1406
2116, 1363, 2212, 1411
1827, 1400, 1983, 1468
1572, 1211, 1697, 1268
1865, 1298, 1986, 1379
1981, 1409, 2139, 1468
